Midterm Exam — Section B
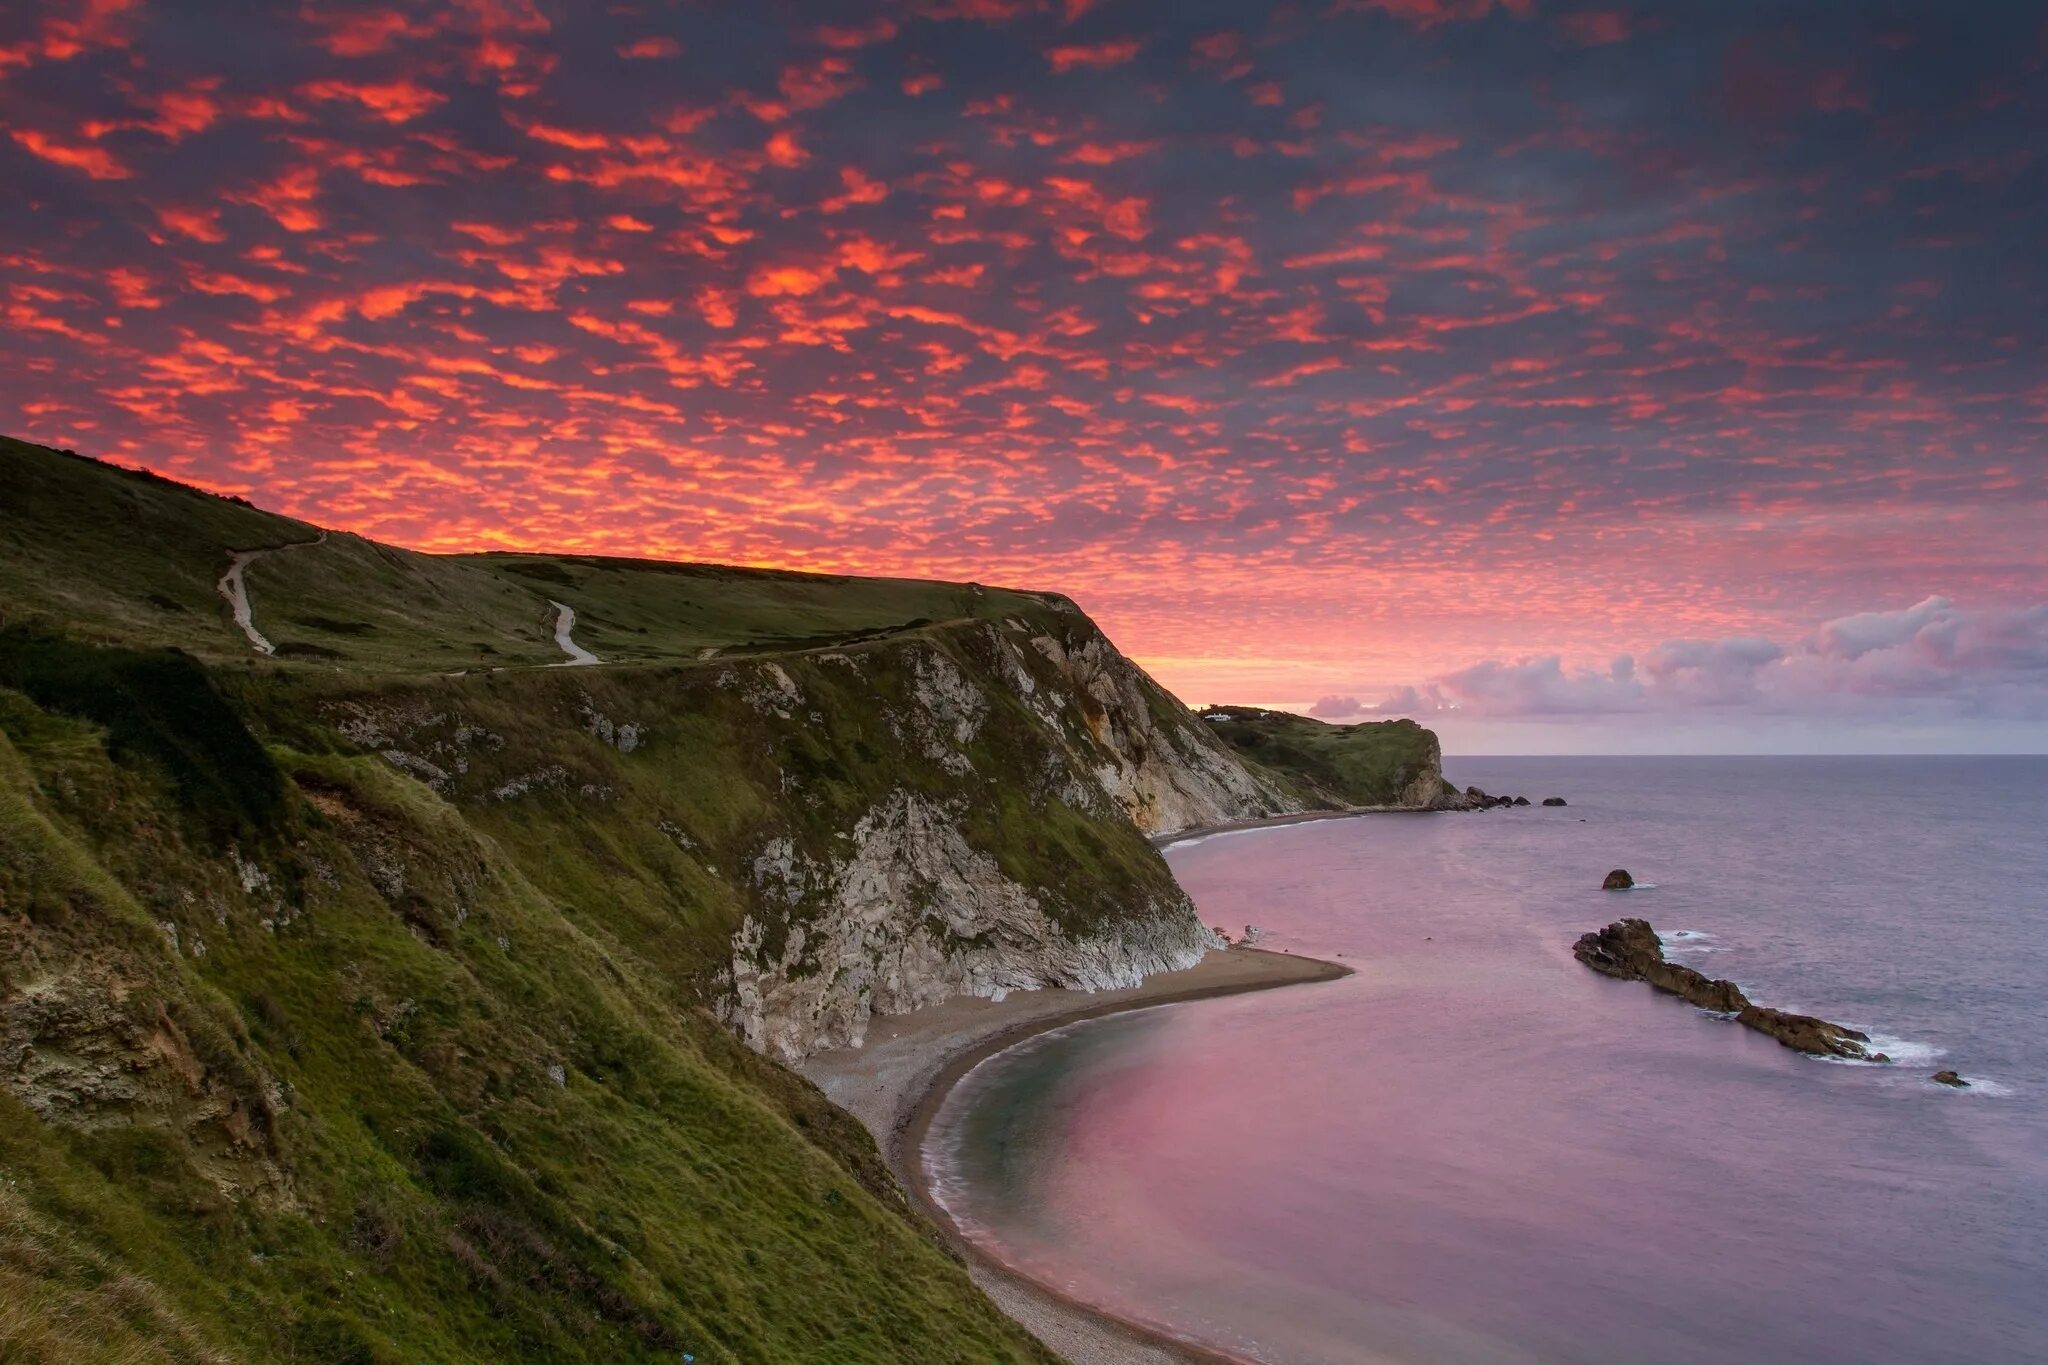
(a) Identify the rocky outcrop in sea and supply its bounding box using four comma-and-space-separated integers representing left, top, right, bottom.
1573, 918, 1882, 1061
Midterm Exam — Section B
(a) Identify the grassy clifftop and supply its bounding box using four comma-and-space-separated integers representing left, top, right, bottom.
0, 436, 1047, 673
1195, 706, 1450, 809
0, 436, 1297, 1361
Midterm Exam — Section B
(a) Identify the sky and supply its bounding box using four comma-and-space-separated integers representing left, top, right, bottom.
3, 0, 2045, 752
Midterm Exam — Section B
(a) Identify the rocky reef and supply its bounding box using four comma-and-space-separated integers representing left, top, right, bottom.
1459, 785, 1537, 810
1573, 919, 1882, 1061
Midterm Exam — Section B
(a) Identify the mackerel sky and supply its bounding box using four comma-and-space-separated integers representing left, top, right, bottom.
4, 1, 2045, 750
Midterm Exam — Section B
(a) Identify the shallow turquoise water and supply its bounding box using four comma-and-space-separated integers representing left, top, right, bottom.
927, 757, 2048, 1364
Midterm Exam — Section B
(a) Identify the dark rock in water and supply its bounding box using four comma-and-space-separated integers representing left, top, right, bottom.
1931, 1070, 1968, 1088
1542, 797, 1567, 806
1602, 868, 1634, 890
1511, 796, 1531, 806
1733, 1003, 1874, 1059
1573, 918, 1746, 1010
1572, 918, 1877, 1060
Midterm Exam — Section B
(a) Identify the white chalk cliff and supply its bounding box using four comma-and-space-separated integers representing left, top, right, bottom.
715, 612, 1308, 1059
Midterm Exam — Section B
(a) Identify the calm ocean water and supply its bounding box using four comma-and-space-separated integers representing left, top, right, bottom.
926, 757, 2048, 1365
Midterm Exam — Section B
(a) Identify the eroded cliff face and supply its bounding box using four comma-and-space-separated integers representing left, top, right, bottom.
291, 604, 1308, 1061
707, 611, 1304, 1058
1020, 625, 1294, 835
724, 789, 1210, 1058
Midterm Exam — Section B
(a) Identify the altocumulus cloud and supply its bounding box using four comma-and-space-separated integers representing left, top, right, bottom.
1329, 598, 2048, 722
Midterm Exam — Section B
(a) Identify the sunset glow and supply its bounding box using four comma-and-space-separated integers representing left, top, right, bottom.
5, 1, 2044, 748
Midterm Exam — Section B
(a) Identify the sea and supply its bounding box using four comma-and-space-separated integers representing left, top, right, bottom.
924, 757, 2048, 1365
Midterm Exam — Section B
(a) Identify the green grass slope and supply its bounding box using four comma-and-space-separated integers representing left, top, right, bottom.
0, 640, 1053, 1364
0, 436, 1045, 673
1195, 706, 1449, 809
0, 435, 1252, 1363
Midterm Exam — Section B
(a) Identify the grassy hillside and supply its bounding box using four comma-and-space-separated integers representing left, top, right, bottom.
0, 435, 1280, 1362
0, 436, 1044, 673
1195, 706, 1449, 809
0, 661, 1054, 1363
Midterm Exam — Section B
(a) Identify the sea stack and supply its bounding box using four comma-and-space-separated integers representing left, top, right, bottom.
1602, 868, 1634, 890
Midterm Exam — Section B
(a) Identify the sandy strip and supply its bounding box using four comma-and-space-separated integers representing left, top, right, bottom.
1152, 803, 1444, 850
801, 947, 1351, 1365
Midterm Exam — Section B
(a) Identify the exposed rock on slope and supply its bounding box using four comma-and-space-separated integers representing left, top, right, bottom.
1035, 632, 1294, 832
727, 790, 1208, 1059
714, 617, 1298, 1057
1574, 919, 1880, 1060
311, 612, 1301, 1061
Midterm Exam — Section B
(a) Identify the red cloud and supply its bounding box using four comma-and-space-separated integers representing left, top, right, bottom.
1556, 10, 1629, 45
697, 287, 738, 327
1061, 140, 1161, 165
813, 19, 898, 48
304, 8, 440, 57
617, 36, 682, 59
778, 56, 861, 111
764, 130, 809, 168
820, 166, 889, 214
11, 128, 130, 178
299, 78, 445, 123
747, 262, 837, 297
154, 204, 226, 241
1046, 38, 1143, 73
1332, 0, 1534, 26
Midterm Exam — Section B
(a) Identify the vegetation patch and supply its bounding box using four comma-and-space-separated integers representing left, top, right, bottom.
0, 626, 286, 843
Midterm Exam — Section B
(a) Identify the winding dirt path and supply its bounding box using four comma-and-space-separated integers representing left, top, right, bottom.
548, 599, 602, 666
217, 532, 326, 656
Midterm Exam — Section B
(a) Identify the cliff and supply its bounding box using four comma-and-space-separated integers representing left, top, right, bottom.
289, 610, 1301, 1062
1194, 705, 1455, 810
0, 435, 1331, 1361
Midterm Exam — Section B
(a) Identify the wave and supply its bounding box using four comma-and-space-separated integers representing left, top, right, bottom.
1661, 929, 1723, 954
1812, 1044, 2014, 1095
1808, 1029, 1945, 1069
1165, 827, 1257, 850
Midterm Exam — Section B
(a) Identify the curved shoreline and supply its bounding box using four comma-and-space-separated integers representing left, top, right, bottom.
1151, 802, 1447, 850
801, 946, 1353, 1364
